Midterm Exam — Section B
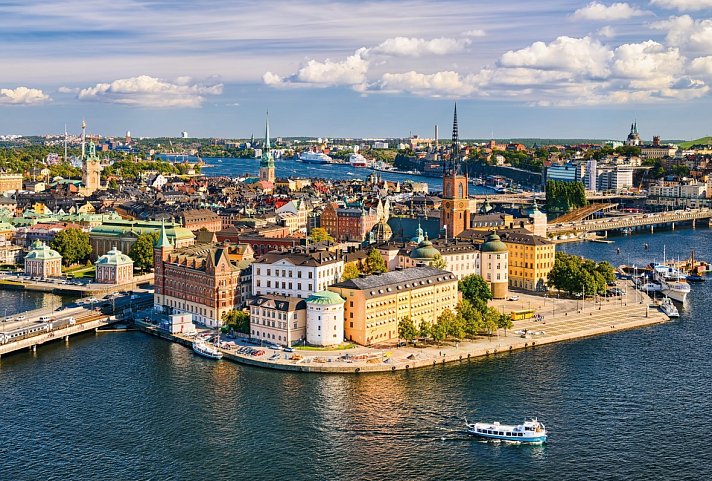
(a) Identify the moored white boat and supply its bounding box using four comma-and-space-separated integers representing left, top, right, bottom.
659, 297, 679, 318
348, 153, 370, 168
192, 339, 223, 360
651, 264, 690, 303
299, 151, 333, 164
465, 417, 547, 444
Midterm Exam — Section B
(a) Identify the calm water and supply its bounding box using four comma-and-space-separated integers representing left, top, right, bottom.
1, 228, 711, 480
200, 156, 495, 194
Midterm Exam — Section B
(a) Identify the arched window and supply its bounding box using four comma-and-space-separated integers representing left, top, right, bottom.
458, 183, 464, 198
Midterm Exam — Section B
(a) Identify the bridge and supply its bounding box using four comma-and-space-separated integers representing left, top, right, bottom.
547, 208, 712, 236
0, 292, 153, 358
470, 192, 645, 206
551, 203, 618, 224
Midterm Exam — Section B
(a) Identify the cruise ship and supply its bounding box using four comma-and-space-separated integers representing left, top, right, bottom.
299, 151, 333, 164
348, 153, 371, 168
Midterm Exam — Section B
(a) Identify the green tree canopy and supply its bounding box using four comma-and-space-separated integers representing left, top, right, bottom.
457, 299, 483, 339
364, 248, 388, 274
50, 228, 92, 266
222, 309, 250, 334
397, 316, 417, 343
458, 274, 492, 314
545, 180, 587, 213
341, 263, 361, 281
429, 253, 448, 269
418, 319, 431, 340
309, 227, 333, 243
547, 252, 615, 296
129, 231, 160, 272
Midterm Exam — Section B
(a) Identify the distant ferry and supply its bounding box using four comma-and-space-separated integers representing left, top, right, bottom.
348, 153, 370, 168
465, 417, 548, 444
299, 151, 333, 164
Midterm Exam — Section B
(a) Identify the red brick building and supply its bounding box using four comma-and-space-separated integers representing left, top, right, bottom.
179, 209, 222, 232
320, 203, 379, 242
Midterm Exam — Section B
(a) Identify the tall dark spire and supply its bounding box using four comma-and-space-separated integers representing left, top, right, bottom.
448, 102, 460, 174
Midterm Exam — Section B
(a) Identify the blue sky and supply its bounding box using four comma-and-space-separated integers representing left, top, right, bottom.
1, 0, 712, 140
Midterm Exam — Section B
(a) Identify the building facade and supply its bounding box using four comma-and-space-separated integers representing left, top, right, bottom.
154, 226, 241, 327
329, 266, 458, 346
306, 291, 345, 347
95, 247, 134, 285
252, 248, 344, 299
250, 294, 306, 347
90, 219, 195, 259
320, 203, 379, 242
0, 173, 23, 193
24, 240, 62, 278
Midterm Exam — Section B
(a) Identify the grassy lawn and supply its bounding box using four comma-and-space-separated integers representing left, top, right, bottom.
295, 343, 356, 351
63, 265, 96, 279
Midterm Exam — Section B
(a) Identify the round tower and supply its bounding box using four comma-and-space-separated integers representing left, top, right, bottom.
480, 231, 508, 299
306, 291, 345, 347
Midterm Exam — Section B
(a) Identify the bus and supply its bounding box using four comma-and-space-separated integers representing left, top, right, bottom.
510, 309, 535, 321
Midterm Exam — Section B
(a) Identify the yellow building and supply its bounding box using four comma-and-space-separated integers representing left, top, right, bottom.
328, 266, 458, 346
463, 228, 555, 292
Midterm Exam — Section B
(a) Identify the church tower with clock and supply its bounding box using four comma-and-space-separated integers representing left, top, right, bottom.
440, 104, 470, 239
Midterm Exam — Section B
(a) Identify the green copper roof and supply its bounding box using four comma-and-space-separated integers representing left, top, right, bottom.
410, 238, 440, 260
481, 232, 508, 253
155, 220, 172, 248
25, 240, 62, 260
96, 247, 133, 265
307, 291, 345, 305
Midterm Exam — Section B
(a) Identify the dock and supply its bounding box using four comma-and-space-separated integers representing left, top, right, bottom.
0, 273, 154, 296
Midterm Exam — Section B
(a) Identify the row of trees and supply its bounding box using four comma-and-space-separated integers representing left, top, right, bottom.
546, 252, 616, 296
397, 274, 513, 344
545, 180, 587, 213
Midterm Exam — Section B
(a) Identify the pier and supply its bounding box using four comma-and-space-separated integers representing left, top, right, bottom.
0, 273, 154, 296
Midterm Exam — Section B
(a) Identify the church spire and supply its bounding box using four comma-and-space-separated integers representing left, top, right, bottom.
264, 111, 271, 150
451, 102, 460, 173
155, 219, 172, 249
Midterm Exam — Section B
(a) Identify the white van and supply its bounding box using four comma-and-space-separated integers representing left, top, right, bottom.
39, 316, 52, 322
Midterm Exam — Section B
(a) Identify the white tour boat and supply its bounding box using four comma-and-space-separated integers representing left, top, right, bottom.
651, 264, 690, 303
659, 297, 679, 318
192, 339, 223, 360
465, 417, 547, 444
299, 151, 333, 164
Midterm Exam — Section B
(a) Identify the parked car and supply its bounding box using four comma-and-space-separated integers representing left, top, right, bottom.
508, 296, 520, 301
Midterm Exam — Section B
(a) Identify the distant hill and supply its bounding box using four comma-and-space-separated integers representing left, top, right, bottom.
679, 137, 712, 149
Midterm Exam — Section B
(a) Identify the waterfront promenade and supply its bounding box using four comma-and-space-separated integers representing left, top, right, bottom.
136, 282, 668, 374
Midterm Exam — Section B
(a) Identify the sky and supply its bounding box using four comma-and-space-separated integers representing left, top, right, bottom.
1, 0, 712, 140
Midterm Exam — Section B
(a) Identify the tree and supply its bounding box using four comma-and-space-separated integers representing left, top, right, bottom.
457, 299, 483, 339
418, 319, 431, 340
430, 319, 447, 345
309, 227, 333, 243
547, 252, 616, 297
545, 180, 587, 213
222, 309, 250, 334
50, 228, 92, 267
341, 263, 360, 281
364, 248, 387, 274
429, 253, 448, 269
497, 313, 514, 337
129, 231, 160, 272
458, 274, 492, 314
108, 178, 119, 191
482, 307, 501, 337
397, 316, 417, 343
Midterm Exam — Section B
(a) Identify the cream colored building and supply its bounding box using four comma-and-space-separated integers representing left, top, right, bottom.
306, 291, 345, 346
250, 294, 306, 347
24, 240, 62, 278
329, 266, 458, 346
0, 173, 23, 193
95, 247, 134, 285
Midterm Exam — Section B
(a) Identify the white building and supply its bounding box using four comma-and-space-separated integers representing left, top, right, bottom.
305, 291, 345, 347
585, 159, 597, 192
252, 248, 344, 299
250, 294, 306, 347
597, 167, 634, 192
275, 199, 309, 233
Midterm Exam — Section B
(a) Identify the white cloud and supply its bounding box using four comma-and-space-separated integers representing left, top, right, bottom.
57, 86, 79, 94
77, 75, 223, 107
0, 87, 50, 105
376, 70, 481, 96
650, 0, 712, 11
462, 29, 486, 38
652, 15, 712, 53
573, 2, 648, 21
598, 26, 616, 37
372, 37, 470, 57
500, 36, 613, 77
690, 56, 712, 77
263, 48, 369, 88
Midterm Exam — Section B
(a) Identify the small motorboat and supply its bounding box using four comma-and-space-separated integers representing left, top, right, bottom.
465, 417, 547, 444
192, 340, 223, 360
659, 297, 679, 318
686, 274, 705, 283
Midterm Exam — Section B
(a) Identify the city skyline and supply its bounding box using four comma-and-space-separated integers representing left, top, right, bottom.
2, 0, 712, 139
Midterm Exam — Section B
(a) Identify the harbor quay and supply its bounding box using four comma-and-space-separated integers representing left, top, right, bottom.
135, 281, 668, 374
